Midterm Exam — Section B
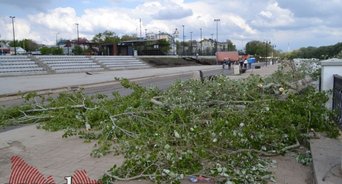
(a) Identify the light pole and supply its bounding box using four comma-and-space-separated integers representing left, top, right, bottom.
9, 16, 16, 55
190, 31, 192, 56
214, 18, 220, 54
264, 41, 271, 66
200, 28, 202, 55
182, 25, 185, 56
75, 23, 79, 45
56, 32, 59, 46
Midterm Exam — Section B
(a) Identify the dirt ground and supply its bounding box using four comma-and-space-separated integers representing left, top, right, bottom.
269, 153, 313, 184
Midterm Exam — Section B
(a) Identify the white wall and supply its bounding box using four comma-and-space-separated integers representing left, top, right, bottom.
320, 59, 342, 109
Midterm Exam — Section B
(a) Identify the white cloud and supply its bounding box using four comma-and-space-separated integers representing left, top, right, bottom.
251, 1, 295, 28
0, 17, 40, 42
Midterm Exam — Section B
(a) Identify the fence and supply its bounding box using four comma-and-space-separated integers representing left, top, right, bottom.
333, 74, 342, 128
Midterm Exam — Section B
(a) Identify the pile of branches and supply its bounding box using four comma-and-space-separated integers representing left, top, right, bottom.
0, 62, 339, 183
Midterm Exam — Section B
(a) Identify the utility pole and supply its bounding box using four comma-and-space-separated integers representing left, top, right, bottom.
139, 18, 142, 38
182, 25, 185, 56
9, 16, 16, 55
264, 41, 270, 66
200, 28, 202, 55
190, 31, 192, 56
75, 23, 79, 45
214, 18, 220, 55
56, 32, 59, 46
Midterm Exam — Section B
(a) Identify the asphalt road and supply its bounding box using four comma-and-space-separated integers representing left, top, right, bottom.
0, 68, 233, 107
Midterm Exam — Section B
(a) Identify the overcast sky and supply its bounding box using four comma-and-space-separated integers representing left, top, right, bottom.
0, 0, 341, 51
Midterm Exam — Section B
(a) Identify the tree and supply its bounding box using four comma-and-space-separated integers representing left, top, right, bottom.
121, 34, 138, 41
286, 42, 342, 59
9, 39, 39, 52
21, 39, 39, 52
72, 45, 84, 55
224, 40, 236, 51
52, 47, 63, 55
158, 39, 171, 54
92, 30, 120, 44
336, 50, 342, 59
39, 46, 50, 55
245, 40, 274, 58
39, 46, 63, 55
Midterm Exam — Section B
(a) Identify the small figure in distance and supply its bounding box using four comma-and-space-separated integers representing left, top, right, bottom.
222, 58, 227, 69
228, 58, 232, 70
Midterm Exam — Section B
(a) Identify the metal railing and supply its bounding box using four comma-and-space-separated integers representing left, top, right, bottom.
333, 74, 342, 128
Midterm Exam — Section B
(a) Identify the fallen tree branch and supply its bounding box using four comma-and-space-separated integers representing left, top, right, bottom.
150, 98, 164, 106
281, 139, 300, 152
25, 104, 97, 113
224, 139, 300, 157
106, 172, 155, 181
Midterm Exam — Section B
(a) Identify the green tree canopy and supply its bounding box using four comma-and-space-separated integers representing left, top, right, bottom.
72, 45, 84, 55
40, 46, 63, 55
9, 39, 39, 52
121, 34, 138, 41
245, 40, 274, 57
225, 40, 237, 51
287, 42, 342, 59
92, 30, 120, 44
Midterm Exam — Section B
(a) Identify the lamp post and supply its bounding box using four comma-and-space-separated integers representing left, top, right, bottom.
264, 41, 271, 66
9, 16, 16, 55
56, 32, 59, 46
210, 33, 214, 55
190, 31, 192, 56
182, 25, 185, 56
214, 18, 220, 54
200, 28, 202, 55
75, 23, 79, 45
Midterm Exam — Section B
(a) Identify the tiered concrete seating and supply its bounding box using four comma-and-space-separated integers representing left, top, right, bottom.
36, 56, 103, 73
92, 56, 150, 70
0, 56, 46, 75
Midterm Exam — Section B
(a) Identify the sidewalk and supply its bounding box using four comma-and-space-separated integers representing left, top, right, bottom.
0, 64, 281, 97
0, 125, 121, 183
310, 135, 342, 184
0, 64, 282, 183
0, 65, 220, 96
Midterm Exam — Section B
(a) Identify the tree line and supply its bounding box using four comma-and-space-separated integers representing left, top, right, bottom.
283, 42, 342, 59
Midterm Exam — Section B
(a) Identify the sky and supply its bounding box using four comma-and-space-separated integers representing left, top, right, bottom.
0, 0, 342, 51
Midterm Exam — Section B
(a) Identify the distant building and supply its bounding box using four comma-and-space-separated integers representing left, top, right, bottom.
10, 47, 26, 55
199, 39, 215, 55
146, 32, 176, 55
0, 42, 10, 55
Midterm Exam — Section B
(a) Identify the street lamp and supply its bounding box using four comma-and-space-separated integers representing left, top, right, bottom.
9, 16, 16, 55
200, 28, 202, 55
182, 25, 185, 56
214, 18, 220, 54
75, 23, 79, 45
56, 32, 59, 46
190, 31, 192, 56
264, 41, 271, 66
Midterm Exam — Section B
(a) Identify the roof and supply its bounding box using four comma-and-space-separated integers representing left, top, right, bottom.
216, 51, 239, 61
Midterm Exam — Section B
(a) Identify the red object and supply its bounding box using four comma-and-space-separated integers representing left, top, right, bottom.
216, 51, 239, 63
9, 156, 100, 184
9, 156, 55, 184
72, 170, 98, 184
